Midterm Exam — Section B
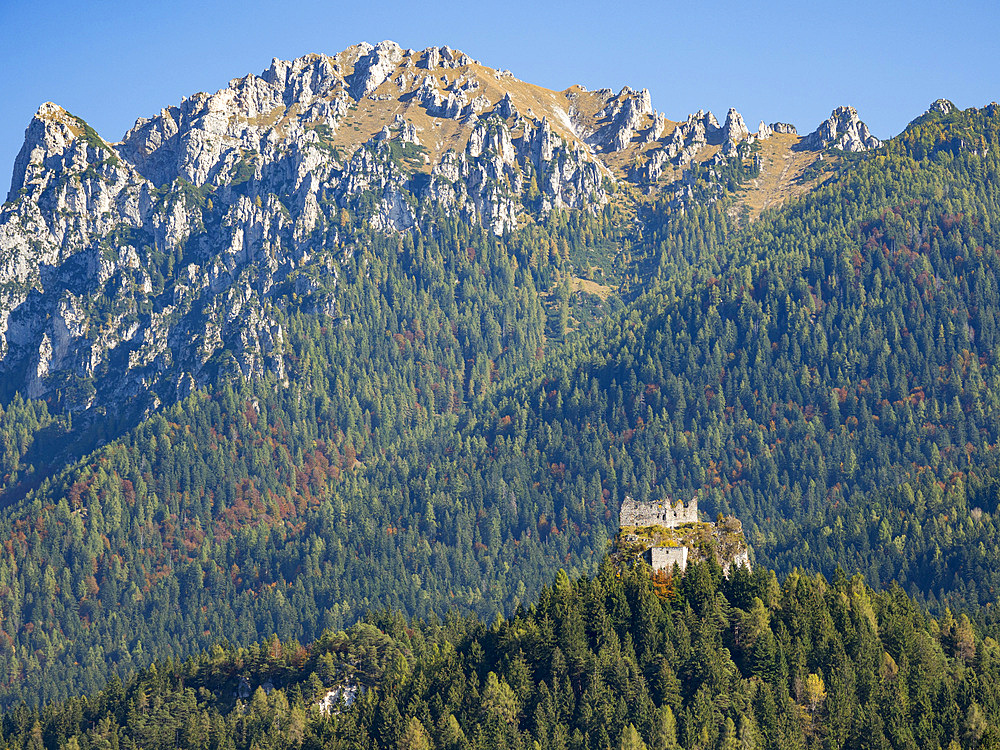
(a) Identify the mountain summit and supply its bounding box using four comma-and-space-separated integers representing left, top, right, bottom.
0, 40, 879, 415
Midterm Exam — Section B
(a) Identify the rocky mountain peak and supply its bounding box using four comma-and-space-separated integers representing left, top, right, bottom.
261, 53, 341, 103
346, 40, 405, 100
8, 103, 101, 200
927, 99, 956, 116
804, 105, 881, 152
0, 39, 876, 416
722, 108, 750, 143
718, 108, 751, 156
586, 86, 658, 152
418, 45, 477, 70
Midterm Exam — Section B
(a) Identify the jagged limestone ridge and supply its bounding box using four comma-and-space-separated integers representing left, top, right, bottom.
0, 40, 883, 416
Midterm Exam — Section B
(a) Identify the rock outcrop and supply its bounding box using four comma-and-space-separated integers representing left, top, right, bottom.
664, 110, 720, 166
770, 122, 797, 135
615, 497, 751, 576
804, 106, 881, 152
591, 87, 655, 152
347, 41, 405, 100
722, 108, 750, 144
927, 99, 955, 116
632, 103, 774, 182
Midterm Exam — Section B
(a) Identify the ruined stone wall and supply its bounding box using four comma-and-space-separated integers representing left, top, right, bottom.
645, 546, 688, 572
619, 496, 698, 528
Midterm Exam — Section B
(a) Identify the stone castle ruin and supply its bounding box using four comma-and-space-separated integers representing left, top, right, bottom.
615, 495, 749, 575
619, 496, 699, 529
645, 545, 688, 572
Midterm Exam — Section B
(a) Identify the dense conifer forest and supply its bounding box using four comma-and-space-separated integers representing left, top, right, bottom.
3, 562, 998, 750
0, 100, 998, 717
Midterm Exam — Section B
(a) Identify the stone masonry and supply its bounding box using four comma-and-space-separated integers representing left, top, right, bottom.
619, 495, 698, 528
645, 545, 689, 573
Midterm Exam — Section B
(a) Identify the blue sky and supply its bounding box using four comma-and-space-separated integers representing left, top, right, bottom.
2, 0, 998, 194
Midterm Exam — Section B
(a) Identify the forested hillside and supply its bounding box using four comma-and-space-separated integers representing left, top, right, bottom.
4, 562, 999, 750
0, 101, 998, 710
499, 103, 1000, 614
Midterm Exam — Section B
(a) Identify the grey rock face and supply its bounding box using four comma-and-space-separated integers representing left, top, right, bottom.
0, 37, 627, 412
643, 112, 667, 143
429, 113, 606, 234
632, 148, 671, 183
629, 102, 768, 208
416, 76, 478, 121
925, 99, 956, 116
495, 93, 518, 120
0, 56, 365, 409
590, 87, 656, 152
421, 46, 440, 69
419, 45, 474, 70
804, 106, 881, 152
394, 115, 421, 145
770, 122, 797, 135
632, 108, 725, 176
347, 41, 404, 100
722, 108, 750, 144
679, 110, 719, 155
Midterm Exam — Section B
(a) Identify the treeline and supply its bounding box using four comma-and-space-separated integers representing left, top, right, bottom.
4, 561, 1000, 749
